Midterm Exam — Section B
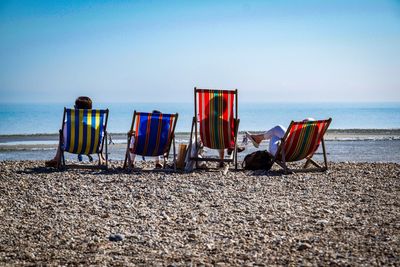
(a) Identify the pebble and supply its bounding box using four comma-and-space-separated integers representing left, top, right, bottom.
297, 243, 312, 251
108, 234, 124, 242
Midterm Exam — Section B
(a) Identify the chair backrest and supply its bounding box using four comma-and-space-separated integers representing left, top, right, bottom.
63, 108, 109, 154
131, 111, 178, 157
195, 88, 237, 149
279, 118, 331, 162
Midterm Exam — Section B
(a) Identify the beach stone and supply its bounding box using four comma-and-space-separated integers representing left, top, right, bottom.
297, 243, 312, 251
317, 219, 329, 225
109, 234, 124, 242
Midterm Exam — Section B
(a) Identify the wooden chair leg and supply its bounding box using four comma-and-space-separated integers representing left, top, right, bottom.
123, 134, 130, 169
173, 137, 177, 171
188, 117, 198, 169
281, 147, 289, 174
124, 151, 129, 169
283, 165, 288, 174
58, 151, 65, 170
233, 142, 238, 170
61, 152, 65, 169
57, 130, 64, 170
322, 138, 328, 170
275, 160, 289, 174
105, 137, 108, 170
234, 119, 239, 170
235, 147, 238, 170
309, 158, 322, 168
123, 151, 128, 169
304, 157, 312, 169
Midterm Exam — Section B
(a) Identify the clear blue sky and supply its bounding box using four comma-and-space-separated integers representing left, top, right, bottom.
1, 0, 399, 103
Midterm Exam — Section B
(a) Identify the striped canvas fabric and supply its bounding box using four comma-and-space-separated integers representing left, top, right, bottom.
280, 120, 331, 162
63, 109, 107, 155
131, 112, 176, 157
197, 89, 235, 149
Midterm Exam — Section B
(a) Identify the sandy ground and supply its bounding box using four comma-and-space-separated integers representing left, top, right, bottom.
0, 161, 399, 266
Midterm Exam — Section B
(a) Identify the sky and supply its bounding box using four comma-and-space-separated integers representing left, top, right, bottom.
0, 0, 399, 103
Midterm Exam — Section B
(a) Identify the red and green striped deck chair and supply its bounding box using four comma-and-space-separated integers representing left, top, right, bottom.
123, 111, 179, 170
272, 118, 332, 174
189, 87, 240, 169
59, 108, 109, 169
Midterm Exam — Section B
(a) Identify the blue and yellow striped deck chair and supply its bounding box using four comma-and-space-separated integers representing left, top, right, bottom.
123, 111, 179, 170
272, 118, 332, 174
59, 108, 109, 169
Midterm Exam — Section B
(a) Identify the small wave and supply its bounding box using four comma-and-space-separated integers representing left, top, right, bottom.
327, 137, 400, 141
31, 147, 56, 151
0, 141, 58, 146
0, 147, 55, 152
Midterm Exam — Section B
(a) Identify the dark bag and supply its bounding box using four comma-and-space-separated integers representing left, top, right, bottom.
242, 150, 274, 170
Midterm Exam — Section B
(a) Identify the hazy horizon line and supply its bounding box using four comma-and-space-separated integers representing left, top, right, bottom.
1, 100, 400, 104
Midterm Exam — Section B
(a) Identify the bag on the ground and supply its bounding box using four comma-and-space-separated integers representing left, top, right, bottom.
242, 150, 274, 170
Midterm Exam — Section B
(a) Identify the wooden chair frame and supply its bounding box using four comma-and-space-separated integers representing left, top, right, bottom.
58, 108, 109, 170
123, 110, 179, 171
188, 87, 240, 170
270, 118, 332, 174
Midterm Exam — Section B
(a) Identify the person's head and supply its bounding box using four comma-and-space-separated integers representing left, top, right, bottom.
204, 95, 228, 117
303, 118, 315, 122
75, 96, 92, 109
152, 110, 161, 114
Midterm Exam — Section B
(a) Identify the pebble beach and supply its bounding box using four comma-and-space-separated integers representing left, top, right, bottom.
1, 160, 399, 266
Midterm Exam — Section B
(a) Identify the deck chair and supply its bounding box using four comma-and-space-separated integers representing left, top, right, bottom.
272, 118, 332, 174
123, 111, 179, 170
59, 108, 109, 170
189, 87, 240, 169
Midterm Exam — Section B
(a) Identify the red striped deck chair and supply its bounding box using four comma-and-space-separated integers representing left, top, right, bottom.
189, 87, 240, 169
59, 108, 109, 169
272, 118, 332, 174
123, 111, 179, 170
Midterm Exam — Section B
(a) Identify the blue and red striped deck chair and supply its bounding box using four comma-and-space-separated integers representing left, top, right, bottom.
189, 87, 240, 170
272, 118, 332, 174
123, 111, 179, 170
59, 108, 109, 169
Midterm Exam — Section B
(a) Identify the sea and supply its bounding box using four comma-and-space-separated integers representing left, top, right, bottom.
1, 102, 399, 162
